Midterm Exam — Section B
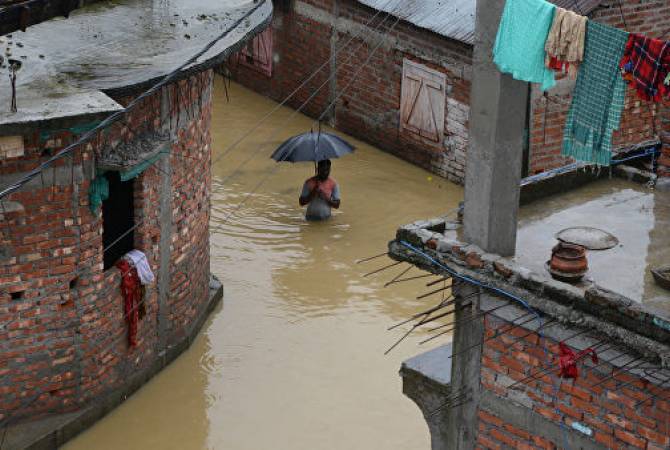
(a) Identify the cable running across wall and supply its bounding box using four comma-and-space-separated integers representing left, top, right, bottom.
0, 0, 268, 199
0, 8, 408, 433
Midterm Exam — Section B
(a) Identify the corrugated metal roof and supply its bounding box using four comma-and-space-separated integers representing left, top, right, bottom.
357, 0, 602, 45
357, 0, 476, 44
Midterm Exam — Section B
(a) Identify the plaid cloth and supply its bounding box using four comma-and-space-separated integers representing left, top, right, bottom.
562, 22, 629, 166
620, 33, 670, 102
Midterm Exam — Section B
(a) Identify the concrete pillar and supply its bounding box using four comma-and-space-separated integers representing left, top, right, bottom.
446, 283, 485, 450
450, 0, 527, 448
462, 0, 529, 257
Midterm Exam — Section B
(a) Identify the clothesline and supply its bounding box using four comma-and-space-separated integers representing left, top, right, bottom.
494, 0, 669, 167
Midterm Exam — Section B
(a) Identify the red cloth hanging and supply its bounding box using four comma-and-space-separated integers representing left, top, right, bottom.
620, 34, 670, 102
116, 259, 142, 348
558, 341, 598, 380
547, 55, 570, 74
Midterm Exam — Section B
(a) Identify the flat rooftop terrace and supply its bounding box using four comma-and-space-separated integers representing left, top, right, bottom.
0, 0, 272, 127
516, 178, 669, 310
441, 177, 670, 316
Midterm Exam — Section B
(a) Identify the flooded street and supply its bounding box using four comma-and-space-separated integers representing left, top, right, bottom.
63, 79, 462, 450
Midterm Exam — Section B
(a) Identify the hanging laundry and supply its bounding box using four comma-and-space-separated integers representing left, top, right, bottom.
125, 250, 155, 285
88, 173, 109, 214
620, 34, 670, 102
558, 341, 598, 380
493, 0, 556, 91
116, 259, 142, 348
562, 21, 629, 166
544, 7, 587, 78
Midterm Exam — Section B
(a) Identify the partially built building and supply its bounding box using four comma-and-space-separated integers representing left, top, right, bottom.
0, 0, 272, 448
376, 0, 670, 448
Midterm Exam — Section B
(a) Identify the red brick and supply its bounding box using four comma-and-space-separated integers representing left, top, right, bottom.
535, 406, 561, 422
561, 383, 591, 402
605, 413, 634, 431
503, 423, 531, 440
477, 434, 501, 450
583, 415, 613, 434
614, 429, 646, 449
489, 428, 517, 448
479, 410, 503, 427
594, 431, 615, 447
637, 424, 669, 446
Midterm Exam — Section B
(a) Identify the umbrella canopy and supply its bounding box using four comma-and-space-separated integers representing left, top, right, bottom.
271, 131, 355, 162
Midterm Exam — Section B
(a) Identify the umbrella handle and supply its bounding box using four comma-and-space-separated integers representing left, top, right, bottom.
316, 121, 322, 162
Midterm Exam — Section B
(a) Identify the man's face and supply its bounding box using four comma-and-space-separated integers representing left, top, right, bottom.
317, 162, 330, 180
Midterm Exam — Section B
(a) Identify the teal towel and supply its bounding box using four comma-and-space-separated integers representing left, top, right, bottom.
562, 21, 628, 166
89, 172, 109, 214
494, 0, 556, 91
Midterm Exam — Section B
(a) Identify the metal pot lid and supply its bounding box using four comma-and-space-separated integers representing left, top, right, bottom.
555, 227, 619, 250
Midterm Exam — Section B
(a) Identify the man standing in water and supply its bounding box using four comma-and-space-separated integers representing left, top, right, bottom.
299, 159, 340, 221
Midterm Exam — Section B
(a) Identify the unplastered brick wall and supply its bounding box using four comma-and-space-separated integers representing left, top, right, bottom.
528, 0, 669, 175
478, 314, 670, 450
392, 217, 670, 450
657, 99, 670, 177
228, 0, 472, 183
0, 69, 213, 422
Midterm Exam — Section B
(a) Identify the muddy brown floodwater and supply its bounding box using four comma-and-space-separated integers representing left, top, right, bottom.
63, 79, 463, 450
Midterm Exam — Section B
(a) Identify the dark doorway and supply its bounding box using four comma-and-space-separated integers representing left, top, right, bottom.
102, 172, 135, 270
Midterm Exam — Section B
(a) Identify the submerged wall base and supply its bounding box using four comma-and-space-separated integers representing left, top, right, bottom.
3, 276, 223, 450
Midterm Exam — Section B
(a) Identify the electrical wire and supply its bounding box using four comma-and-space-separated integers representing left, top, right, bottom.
0, 0, 268, 199
0, 7, 407, 433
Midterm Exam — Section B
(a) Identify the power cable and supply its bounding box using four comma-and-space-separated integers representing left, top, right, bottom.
211, 0, 397, 164
0, 0, 268, 199
211, 14, 403, 230
0, 6, 407, 433
215, 6, 400, 187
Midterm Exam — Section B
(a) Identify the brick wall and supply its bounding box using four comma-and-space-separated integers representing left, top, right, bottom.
228, 0, 472, 183
528, 0, 670, 175
657, 99, 670, 177
231, 0, 670, 181
0, 69, 213, 422
477, 314, 670, 450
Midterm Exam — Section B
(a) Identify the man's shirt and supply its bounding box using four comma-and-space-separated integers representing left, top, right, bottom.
301, 176, 340, 221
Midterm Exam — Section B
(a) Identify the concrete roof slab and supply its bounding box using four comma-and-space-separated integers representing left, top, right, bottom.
0, 0, 272, 127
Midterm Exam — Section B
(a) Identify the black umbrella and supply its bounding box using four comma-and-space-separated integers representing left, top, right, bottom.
271, 130, 355, 163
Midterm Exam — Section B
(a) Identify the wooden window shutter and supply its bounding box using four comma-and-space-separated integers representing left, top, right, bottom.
239, 27, 273, 77
400, 59, 447, 143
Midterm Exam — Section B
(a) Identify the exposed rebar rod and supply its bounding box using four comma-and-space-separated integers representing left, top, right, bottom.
449, 313, 546, 359
356, 252, 389, 264
612, 367, 661, 392
590, 357, 646, 388
384, 273, 437, 287
417, 283, 453, 300
387, 296, 455, 331
363, 261, 403, 277
428, 389, 472, 417
383, 265, 413, 287
385, 302, 473, 354
424, 300, 513, 336
506, 337, 611, 390
426, 276, 451, 287
633, 379, 670, 408
583, 349, 627, 375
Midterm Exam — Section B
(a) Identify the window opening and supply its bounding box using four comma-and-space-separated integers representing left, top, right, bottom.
102, 172, 135, 270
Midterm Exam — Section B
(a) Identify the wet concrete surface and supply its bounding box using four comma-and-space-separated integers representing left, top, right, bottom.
515, 178, 670, 313
61, 80, 463, 450
0, 0, 271, 125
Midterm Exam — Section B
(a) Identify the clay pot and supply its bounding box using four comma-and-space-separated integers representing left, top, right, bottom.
550, 242, 588, 275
